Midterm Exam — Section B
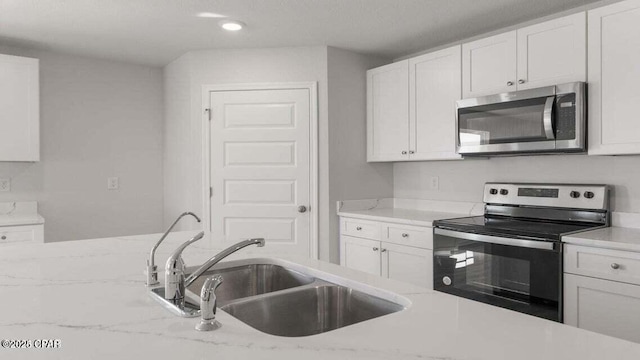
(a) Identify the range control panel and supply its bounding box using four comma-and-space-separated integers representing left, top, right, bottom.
484, 183, 609, 210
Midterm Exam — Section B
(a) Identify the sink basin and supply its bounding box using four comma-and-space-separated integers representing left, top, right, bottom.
221, 285, 405, 337
186, 264, 314, 305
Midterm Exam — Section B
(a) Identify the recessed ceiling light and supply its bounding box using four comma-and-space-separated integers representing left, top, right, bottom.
197, 12, 225, 18
219, 20, 245, 31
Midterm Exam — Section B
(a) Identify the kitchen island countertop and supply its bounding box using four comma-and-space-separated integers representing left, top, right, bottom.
1, 231, 639, 360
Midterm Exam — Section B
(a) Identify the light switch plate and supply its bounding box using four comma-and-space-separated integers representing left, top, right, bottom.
107, 177, 119, 190
0, 178, 10, 192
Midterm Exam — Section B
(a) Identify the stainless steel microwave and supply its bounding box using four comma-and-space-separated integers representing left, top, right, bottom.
456, 82, 586, 156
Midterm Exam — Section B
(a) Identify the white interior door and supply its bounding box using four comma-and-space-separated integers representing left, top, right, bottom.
208, 88, 313, 257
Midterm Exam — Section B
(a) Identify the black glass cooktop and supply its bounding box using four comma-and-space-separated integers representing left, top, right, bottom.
434, 215, 602, 241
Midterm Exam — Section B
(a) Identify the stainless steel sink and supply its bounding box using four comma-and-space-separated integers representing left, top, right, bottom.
185, 264, 314, 305
221, 285, 405, 337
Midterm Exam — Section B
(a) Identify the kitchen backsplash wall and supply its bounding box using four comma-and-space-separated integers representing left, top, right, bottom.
394, 154, 640, 213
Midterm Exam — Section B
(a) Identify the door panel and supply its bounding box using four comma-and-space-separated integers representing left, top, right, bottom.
462, 31, 517, 98
209, 88, 311, 257
409, 46, 462, 160
565, 273, 640, 343
588, 0, 640, 155
340, 235, 381, 276
383, 243, 432, 289
517, 12, 586, 90
367, 60, 410, 161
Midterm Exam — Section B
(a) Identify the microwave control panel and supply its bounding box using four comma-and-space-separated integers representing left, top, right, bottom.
555, 93, 576, 140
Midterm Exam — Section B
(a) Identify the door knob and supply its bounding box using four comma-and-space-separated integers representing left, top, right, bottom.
298, 205, 308, 213
518, 79, 526, 84
507, 81, 514, 86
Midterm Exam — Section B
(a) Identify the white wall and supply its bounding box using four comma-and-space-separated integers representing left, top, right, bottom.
327, 47, 393, 263
0, 47, 165, 242
163, 46, 394, 262
394, 155, 640, 212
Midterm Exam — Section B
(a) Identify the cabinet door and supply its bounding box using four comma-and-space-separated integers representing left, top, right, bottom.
367, 60, 410, 161
588, 0, 640, 155
565, 273, 640, 343
382, 243, 433, 289
516, 12, 586, 90
340, 235, 381, 276
409, 46, 462, 161
0, 54, 39, 161
462, 31, 517, 98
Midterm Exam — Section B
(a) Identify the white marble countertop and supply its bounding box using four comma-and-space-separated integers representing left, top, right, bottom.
0, 214, 45, 227
337, 207, 469, 227
337, 198, 482, 227
1, 231, 639, 359
564, 227, 640, 252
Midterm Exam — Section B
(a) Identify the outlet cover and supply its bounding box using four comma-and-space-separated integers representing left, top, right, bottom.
429, 176, 439, 191
0, 178, 10, 192
107, 177, 119, 190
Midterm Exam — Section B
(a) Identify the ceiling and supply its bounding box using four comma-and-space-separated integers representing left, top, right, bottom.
0, 0, 599, 67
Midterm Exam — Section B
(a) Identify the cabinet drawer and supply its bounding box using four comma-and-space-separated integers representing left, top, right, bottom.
383, 223, 433, 249
340, 218, 381, 240
0, 227, 35, 244
565, 244, 640, 286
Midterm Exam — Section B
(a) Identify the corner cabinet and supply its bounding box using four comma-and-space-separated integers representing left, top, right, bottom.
367, 46, 462, 162
340, 217, 433, 289
588, 0, 640, 155
0, 54, 39, 162
564, 244, 640, 343
462, 12, 586, 98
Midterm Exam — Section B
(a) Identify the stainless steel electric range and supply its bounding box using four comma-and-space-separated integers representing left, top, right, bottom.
433, 183, 610, 322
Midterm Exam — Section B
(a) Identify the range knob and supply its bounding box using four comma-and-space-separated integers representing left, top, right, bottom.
570, 191, 581, 199
584, 191, 595, 199
500, 189, 509, 195
489, 188, 498, 195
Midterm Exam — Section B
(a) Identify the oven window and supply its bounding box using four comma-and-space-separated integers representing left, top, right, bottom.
434, 234, 560, 321
458, 96, 552, 146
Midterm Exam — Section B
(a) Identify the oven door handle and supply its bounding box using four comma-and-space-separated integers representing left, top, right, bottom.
543, 96, 555, 140
434, 228, 556, 250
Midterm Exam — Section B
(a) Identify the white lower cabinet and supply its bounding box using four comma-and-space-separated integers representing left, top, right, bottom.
564, 244, 640, 342
383, 243, 432, 289
340, 217, 433, 289
341, 235, 381, 276
0, 224, 44, 244
565, 273, 640, 343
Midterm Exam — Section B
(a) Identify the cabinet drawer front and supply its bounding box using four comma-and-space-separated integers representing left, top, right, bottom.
0, 228, 35, 244
565, 244, 640, 285
384, 223, 433, 249
341, 218, 381, 240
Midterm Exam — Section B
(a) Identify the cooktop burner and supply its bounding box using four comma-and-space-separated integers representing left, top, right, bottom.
434, 215, 603, 241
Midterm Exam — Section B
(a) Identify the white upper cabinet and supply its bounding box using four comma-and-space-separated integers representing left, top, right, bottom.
0, 54, 39, 162
462, 13, 586, 98
517, 12, 586, 90
367, 46, 462, 162
462, 31, 517, 98
409, 46, 462, 161
367, 60, 410, 161
588, 0, 640, 155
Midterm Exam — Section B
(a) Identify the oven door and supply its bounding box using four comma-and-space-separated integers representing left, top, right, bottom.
457, 86, 557, 155
433, 228, 561, 322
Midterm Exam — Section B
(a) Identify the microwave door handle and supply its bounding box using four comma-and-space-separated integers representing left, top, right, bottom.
543, 96, 555, 140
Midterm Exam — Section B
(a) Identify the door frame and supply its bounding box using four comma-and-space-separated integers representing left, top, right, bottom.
201, 82, 319, 259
